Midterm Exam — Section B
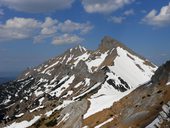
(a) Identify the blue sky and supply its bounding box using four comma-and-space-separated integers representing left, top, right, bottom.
0, 0, 170, 77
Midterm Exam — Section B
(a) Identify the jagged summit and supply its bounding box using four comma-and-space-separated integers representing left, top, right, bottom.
99, 36, 123, 51
69, 44, 87, 53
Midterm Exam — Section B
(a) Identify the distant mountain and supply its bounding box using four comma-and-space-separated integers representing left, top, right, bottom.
0, 36, 161, 128
0, 77, 15, 85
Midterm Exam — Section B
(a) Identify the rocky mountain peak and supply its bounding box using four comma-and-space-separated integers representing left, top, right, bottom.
151, 61, 170, 84
0, 36, 158, 128
69, 44, 87, 54
99, 36, 122, 51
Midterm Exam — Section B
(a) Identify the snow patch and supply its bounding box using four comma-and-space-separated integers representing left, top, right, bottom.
73, 83, 101, 100
146, 101, 170, 128
24, 72, 30, 76
15, 113, 24, 118
45, 111, 53, 117
84, 77, 133, 118
63, 90, 73, 98
74, 52, 90, 66
34, 90, 44, 97
58, 75, 69, 85
39, 97, 44, 105
86, 51, 109, 72
166, 81, 170, 85
95, 118, 113, 128
4, 116, 41, 128
30, 106, 44, 113
74, 82, 83, 88
50, 75, 75, 97
3, 95, 11, 105
66, 54, 74, 64
109, 47, 157, 88
82, 126, 89, 128
41, 60, 59, 74
145, 118, 160, 128
57, 113, 70, 126
85, 78, 91, 86
45, 100, 74, 117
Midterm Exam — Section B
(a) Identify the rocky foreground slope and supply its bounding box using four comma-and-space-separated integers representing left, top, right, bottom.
0, 36, 162, 128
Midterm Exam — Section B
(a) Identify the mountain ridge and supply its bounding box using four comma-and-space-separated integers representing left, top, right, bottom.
18, 36, 156, 80
0, 36, 159, 128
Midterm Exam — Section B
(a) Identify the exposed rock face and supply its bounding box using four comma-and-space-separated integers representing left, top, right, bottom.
99, 36, 120, 51
151, 61, 170, 84
0, 36, 157, 128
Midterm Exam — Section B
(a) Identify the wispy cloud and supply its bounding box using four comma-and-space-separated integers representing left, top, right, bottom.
81, 0, 135, 14
58, 20, 93, 34
40, 17, 58, 35
109, 16, 126, 24
0, 17, 41, 41
52, 34, 83, 45
109, 9, 134, 24
142, 2, 170, 27
124, 9, 134, 16
0, 17, 93, 45
0, 0, 75, 13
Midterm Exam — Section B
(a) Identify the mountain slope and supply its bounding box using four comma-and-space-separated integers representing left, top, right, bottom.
0, 36, 157, 128
83, 61, 170, 128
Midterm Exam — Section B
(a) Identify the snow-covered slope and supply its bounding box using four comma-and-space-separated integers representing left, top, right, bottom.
0, 36, 157, 128
82, 60, 170, 128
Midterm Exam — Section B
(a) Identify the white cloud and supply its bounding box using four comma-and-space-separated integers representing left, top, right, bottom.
109, 9, 134, 24
41, 17, 58, 35
142, 2, 170, 27
58, 20, 93, 34
38, 18, 93, 44
52, 34, 83, 45
109, 16, 125, 24
124, 9, 134, 16
82, 0, 135, 14
5, 17, 41, 28
0, 0, 75, 13
0, 17, 41, 41
0, 17, 93, 45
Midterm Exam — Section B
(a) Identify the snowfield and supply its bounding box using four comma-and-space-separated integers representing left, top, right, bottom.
83, 47, 157, 118
4, 116, 41, 128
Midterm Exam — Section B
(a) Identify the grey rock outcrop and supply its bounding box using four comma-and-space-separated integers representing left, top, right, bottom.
58, 99, 88, 128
